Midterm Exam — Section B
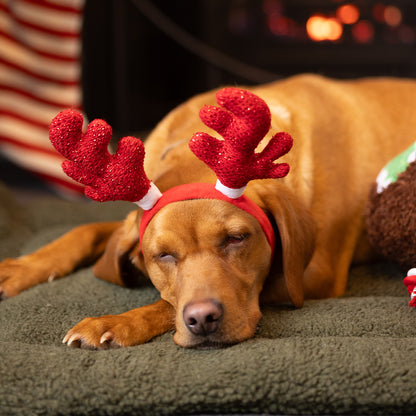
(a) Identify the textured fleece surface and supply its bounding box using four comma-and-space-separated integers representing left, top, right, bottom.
0, 182, 415, 416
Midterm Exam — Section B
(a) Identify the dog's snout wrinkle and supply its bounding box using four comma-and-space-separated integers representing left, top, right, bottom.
183, 299, 223, 336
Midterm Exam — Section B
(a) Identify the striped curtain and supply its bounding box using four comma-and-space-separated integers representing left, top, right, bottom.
0, 0, 85, 196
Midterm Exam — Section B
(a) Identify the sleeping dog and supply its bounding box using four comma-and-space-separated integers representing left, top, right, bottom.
1, 74, 415, 349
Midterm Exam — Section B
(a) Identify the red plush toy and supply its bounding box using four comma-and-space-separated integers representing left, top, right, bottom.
404, 269, 416, 309
49, 87, 293, 254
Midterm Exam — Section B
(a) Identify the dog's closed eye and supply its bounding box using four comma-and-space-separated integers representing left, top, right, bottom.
224, 233, 250, 248
155, 252, 177, 264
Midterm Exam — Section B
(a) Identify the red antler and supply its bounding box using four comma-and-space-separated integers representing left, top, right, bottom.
189, 88, 292, 194
49, 109, 161, 206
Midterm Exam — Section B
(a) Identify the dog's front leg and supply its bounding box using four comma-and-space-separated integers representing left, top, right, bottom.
62, 299, 175, 349
0, 222, 121, 299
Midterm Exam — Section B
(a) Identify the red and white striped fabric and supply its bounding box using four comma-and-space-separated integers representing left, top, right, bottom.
0, 0, 85, 196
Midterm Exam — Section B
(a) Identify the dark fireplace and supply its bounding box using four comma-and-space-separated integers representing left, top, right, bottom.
82, 0, 416, 132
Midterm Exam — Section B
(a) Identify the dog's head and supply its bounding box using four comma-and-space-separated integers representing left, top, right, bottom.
50, 88, 315, 348
94, 181, 315, 348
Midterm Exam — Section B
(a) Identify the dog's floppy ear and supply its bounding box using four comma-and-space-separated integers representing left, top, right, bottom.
93, 210, 148, 287
250, 182, 316, 307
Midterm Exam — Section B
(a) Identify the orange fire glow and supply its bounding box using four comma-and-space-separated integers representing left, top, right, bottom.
336, 4, 360, 25
384, 5, 402, 27
352, 20, 374, 43
306, 15, 343, 42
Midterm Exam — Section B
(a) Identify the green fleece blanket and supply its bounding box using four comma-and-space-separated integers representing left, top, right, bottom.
0, 182, 415, 416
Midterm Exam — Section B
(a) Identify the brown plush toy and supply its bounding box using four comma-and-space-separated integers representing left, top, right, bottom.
366, 142, 416, 307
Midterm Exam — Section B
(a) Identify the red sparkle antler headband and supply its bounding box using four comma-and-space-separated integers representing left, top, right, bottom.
49, 88, 293, 253
49, 110, 162, 209
190, 88, 292, 198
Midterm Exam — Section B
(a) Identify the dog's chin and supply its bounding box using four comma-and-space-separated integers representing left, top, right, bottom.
173, 314, 261, 349
187, 340, 237, 350
174, 325, 260, 349
173, 332, 237, 349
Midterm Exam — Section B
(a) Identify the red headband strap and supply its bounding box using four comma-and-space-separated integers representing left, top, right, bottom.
139, 183, 275, 257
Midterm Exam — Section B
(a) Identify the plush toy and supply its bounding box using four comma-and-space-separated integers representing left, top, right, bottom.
404, 269, 416, 308
366, 141, 416, 308
49, 87, 293, 256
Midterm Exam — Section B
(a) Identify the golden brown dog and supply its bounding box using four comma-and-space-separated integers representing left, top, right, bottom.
1, 74, 416, 349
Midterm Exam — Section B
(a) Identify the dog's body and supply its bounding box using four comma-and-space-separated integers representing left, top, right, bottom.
1, 74, 416, 348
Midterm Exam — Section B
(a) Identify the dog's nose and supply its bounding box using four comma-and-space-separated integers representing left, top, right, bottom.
183, 300, 223, 336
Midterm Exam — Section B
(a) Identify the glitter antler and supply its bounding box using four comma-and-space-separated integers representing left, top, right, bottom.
189, 88, 293, 198
49, 109, 161, 208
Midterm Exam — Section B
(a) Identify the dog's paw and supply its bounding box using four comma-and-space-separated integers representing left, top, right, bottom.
62, 315, 145, 350
0, 258, 41, 299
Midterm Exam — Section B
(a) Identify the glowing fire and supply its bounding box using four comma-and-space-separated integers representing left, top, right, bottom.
306, 15, 343, 42
384, 5, 402, 27
336, 4, 360, 25
352, 20, 374, 43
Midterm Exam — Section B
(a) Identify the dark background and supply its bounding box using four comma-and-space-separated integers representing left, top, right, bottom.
4, 0, 416, 198
82, 0, 416, 134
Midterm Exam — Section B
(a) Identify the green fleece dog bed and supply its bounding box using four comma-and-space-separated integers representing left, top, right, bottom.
0, 183, 415, 416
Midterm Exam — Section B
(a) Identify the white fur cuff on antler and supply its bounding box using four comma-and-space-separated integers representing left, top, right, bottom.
215, 180, 247, 199
135, 182, 163, 210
